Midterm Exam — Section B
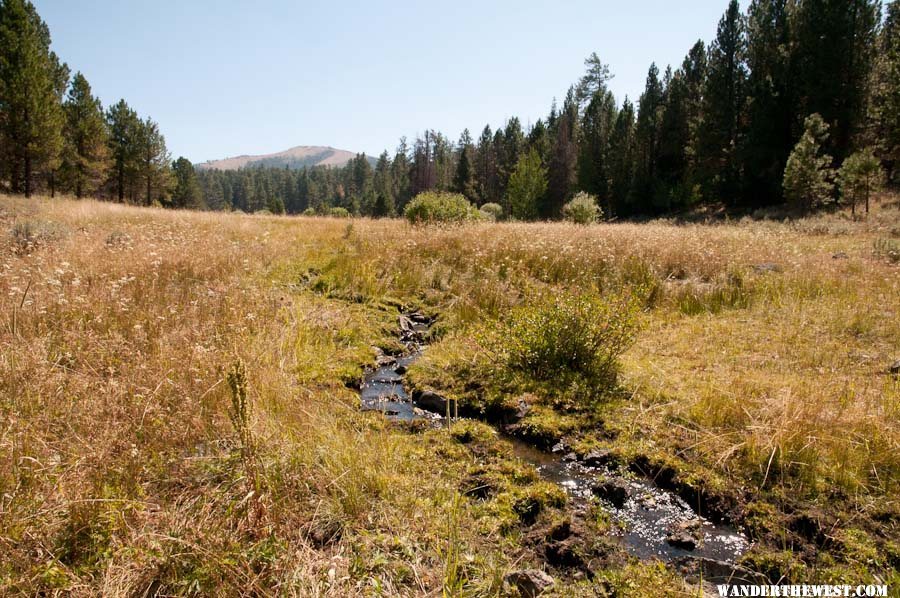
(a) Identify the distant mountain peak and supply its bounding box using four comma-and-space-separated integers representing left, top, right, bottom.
195, 145, 371, 170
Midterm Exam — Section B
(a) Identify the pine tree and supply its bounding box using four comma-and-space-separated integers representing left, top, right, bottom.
60, 72, 109, 198
577, 55, 617, 212
391, 138, 412, 211
135, 117, 170, 205
546, 87, 578, 217
609, 98, 636, 217
107, 99, 141, 202
655, 68, 690, 210
506, 148, 548, 221
527, 119, 551, 164
869, 0, 900, 182
699, 0, 747, 204
783, 114, 834, 212
792, 0, 880, 162
575, 52, 613, 109
742, 0, 793, 204
838, 148, 884, 214
475, 125, 499, 204
373, 150, 395, 216
453, 129, 477, 202
631, 64, 665, 213
0, 0, 68, 197
171, 157, 202, 209
499, 117, 524, 202
350, 153, 373, 214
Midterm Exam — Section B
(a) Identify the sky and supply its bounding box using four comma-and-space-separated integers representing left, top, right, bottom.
34, 0, 740, 164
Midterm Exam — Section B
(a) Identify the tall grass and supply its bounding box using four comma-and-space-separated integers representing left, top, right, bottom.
2, 193, 898, 593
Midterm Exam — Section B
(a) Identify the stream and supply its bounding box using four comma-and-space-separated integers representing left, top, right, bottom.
359, 312, 750, 566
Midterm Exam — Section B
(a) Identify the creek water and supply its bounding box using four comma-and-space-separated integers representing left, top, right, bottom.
359, 313, 750, 564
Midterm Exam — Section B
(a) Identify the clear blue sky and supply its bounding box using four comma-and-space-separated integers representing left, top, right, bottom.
35, 0, 740, 164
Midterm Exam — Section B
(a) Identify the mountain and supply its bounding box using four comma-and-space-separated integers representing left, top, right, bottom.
195, 145, 374, 171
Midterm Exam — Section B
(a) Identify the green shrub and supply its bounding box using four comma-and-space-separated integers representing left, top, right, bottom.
329, 207, 351, 218
302, 207, 316, 216
404, 191, 481, 225
479, 202, 503, 221
484, 290, 641, 394
874, 238, 900, 263
562, 192, 601, 224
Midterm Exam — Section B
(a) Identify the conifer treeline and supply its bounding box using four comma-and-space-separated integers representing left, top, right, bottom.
198, 0, 899, 218
0, 0, 197, 206
3, 0, 899, 218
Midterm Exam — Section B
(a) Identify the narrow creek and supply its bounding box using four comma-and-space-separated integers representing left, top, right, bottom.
359, 312, 750, 567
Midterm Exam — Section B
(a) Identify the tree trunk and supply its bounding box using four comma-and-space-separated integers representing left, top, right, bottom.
49, 172, 55, 198
24, 156, 32, 198
864, 179, 869, 214
118, 164, 125, 202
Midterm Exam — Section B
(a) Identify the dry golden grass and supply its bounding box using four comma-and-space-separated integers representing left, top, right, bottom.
1, 193, 898, 595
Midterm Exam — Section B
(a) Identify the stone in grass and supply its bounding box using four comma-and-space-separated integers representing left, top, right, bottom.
666, 519, 702, 551
413, 389, 449, 414
753, 262, 782, 273
580, 449, 613, 468
889, 360, 900, 377
591, 477, 631, 508
503, 569, 555, 597
375, 354, 397, 368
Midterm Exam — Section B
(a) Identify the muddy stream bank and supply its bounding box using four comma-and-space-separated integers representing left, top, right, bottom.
359, 311, 757, 581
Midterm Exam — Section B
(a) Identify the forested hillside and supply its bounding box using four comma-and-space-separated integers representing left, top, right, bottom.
2, 0, 899, 218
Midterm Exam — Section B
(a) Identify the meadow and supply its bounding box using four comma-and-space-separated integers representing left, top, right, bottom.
1, 194, 898, 596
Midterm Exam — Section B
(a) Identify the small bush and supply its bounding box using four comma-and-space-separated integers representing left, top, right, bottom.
479, 202, 503, 221
562, 192, 601, 224
874, 238, 900, 263
404, 191, 481, 225
484, 290, 642, 395
301, 207, 316, 216
11, 219, 67, 255
329, 207, 351, 218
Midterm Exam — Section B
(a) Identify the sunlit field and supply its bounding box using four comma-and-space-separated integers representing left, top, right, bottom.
1, 194, 898, 596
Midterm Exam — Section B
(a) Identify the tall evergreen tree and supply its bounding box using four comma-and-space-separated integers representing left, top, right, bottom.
499, 117, 525, 202
60, 72, 109, 198
546, 88, 579, 217
609, 98, 636, 217
791, 0, 880, 163
350, 153, 373, 214
171, 157, 202, 209
699, 0, 747, 204
655, 67, 692, 210
106, 99, 141, 202
527, 119, 551, 164
453, 129, 477, 201
575, 52, 614, 109
741, 0, 793, 204
783, 113, 834, 212
869, 0, 900, 182
631, 64, 665, 213
0, 0, 68, 197
506, 148, 548, 220
391, 138, 412, 211
577, 88, 617, 210
373, 150, 395, 216
475, 125, 499, 204
135, 117, 170, 205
